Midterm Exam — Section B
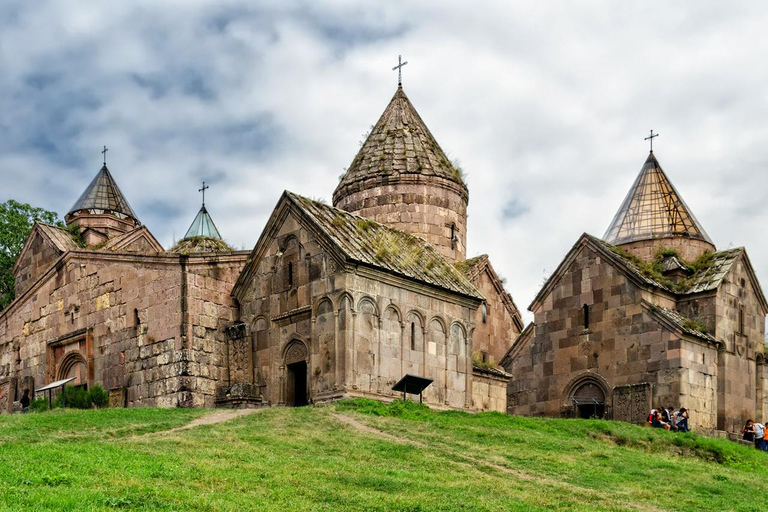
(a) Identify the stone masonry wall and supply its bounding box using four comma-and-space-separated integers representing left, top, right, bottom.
469, 267, 521, 365
334, 179, 467, 263
1, 250, 246, 411
236, 206, 501, 411
506, 242, 720, 429
14, 229, 63, 297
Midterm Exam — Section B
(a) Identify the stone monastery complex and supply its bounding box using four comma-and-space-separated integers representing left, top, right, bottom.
1, 84, 766, 435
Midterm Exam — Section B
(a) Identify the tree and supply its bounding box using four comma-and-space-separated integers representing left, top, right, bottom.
0, 200, 63, 310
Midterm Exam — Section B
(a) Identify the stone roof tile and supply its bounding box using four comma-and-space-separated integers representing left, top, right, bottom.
333, 86, 467, 201
287, 192, 482, 300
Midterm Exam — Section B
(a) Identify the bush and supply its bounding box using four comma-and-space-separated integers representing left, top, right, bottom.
88, 385, 109, 408
54, 386, 91, 409
29, 397, 50, 413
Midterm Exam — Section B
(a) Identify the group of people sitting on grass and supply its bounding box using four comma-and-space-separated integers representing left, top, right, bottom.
648, 406, 689, 432
741, 420, 768, 452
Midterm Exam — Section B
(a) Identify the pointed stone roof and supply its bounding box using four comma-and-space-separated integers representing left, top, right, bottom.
183, 205, 222, 240
333, 86, 467, 204
68, 165, 138, 220
603, 152, 712, 246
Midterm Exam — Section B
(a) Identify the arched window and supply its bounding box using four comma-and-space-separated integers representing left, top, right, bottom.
583, 304, 590, 330
410, 322, 416, 350
481, 303, 487, 324
288, 262, 294, 288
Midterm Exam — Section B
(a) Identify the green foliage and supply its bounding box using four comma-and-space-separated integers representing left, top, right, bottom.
682, 318, 709, 334
54, 386, 90, 409
355, 218, 375, 235
28, 397, 49, 413
52, 385, 110, 409
0, 200, 63, 310
609, 245, 719, 293
88, 385, 109, 408
65, 223, 86, 248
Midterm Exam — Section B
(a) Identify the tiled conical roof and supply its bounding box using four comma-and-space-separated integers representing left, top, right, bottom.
183, 205, 222, 240
604, 152, 712, 246
333, 85, 466, 200
68, 165, 138, 220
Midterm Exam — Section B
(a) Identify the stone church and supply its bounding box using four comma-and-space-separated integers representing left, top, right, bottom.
0, 84, 523, 413
502, 151, 768, 432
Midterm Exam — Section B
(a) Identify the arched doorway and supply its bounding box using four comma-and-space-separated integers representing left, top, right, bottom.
58, 352, 88, 389
284, 341, 308, 407
571, 380, 606, 419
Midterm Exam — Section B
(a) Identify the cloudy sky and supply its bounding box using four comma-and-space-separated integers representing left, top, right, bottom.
2, 1, 768, 322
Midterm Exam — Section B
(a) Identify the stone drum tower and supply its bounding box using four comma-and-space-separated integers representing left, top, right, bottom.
333, 85, 469, 263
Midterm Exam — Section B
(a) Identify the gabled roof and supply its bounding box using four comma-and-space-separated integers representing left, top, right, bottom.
530, 233, 765, 312
68, 165, 138, 220
102, 226, 165, 253
183, 205, 223, 240
456, 254, 524, 331
604, 152, 712, 246
643, 301, 720, 345
11, 222, 77, 276
36, 223, 79, 252
500, 322, 535, 368
333, 86, 467, 204
233, 192, 483, 301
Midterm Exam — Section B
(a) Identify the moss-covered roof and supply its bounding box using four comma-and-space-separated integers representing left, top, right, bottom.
590, 234, 742, 295
645, 302, 719, 344
333, 86, 467, 205
169, 236, 233, 255
287, 192, 482, 300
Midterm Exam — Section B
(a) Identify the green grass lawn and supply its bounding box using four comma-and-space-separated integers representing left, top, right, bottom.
0, 400, 765, 511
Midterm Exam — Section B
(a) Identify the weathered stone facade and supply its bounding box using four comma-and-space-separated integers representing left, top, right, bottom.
2, 84, 521, 414
503, 153, 768, 432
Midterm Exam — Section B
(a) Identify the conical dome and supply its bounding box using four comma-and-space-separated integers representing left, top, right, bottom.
68, 165, 138, 220
604, 152, 714, 262
333, 85, 467, 196
183, 205, 222, 240
604, 152, 712, 245
332, 86, 469, 263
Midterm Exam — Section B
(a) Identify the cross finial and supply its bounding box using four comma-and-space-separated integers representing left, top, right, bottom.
102, 145, 108, 165
392, 55, 408, 86
199, 181, 209, 207
644, 130, 659, 152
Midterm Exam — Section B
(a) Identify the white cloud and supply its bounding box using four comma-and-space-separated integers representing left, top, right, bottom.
2, 1, 768, 323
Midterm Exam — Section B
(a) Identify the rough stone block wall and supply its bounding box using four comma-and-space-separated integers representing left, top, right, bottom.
14, 230, 62, 297
334, 181, 467, 263
469, 267, 521, 364
236, 207, 499, 412
471, 372, 507, 412
618, 238, 714, 266
506, 242, 723, 428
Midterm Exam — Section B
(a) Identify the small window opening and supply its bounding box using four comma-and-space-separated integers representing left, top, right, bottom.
481, 351, 489, 364
450, 223, 456, 249
481, 303, 487, 324
583, 304, 590, 329
410, 322, 416, 350
288, 262, 294, 288
134, 309, 140, 331
740, 278, 746, 288
702, 353, 705, 364
738, 305, 744, 335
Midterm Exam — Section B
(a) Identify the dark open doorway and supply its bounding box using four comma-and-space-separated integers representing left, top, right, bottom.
571, 381, 606, 419
286, 361, 308, 407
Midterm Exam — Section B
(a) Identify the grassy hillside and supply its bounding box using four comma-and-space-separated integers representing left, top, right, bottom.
0, 400, 766, 511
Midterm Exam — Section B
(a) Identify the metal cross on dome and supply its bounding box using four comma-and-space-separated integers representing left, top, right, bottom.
102, 145, 108, 165
199, 181, 209, 206
645, 130, 659, 152
392, 55, 408, 86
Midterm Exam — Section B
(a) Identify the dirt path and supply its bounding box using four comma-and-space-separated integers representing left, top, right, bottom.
161, 408, 262, 434
332, 412, 667, 512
